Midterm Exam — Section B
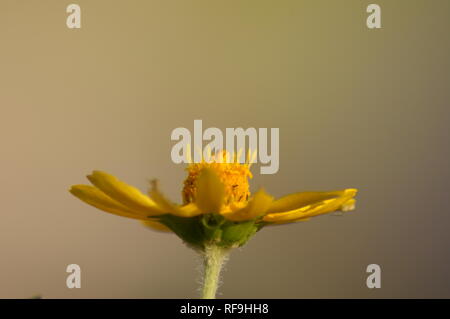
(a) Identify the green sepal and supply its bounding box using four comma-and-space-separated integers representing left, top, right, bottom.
201, 214, 225, 242
154, 213, 261, 250
156, 214, 206, 249
219, 220, 258, 247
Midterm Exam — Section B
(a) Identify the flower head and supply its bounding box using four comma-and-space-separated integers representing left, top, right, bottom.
70, 150, 357, 249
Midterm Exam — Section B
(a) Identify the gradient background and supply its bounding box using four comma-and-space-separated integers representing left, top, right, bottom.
1, 0, 449, 298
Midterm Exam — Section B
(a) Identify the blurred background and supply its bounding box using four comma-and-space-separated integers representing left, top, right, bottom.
0, 0, 449, 298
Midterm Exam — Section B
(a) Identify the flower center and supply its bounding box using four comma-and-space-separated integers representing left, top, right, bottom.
182, 151, 253, 206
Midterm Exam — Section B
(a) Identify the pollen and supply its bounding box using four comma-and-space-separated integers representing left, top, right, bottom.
182, 150, 254, 206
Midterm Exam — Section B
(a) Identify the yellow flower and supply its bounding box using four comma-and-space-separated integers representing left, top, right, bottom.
69, 151, 357, 249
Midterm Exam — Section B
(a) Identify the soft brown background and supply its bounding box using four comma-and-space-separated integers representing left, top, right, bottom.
1, 0, 449, 298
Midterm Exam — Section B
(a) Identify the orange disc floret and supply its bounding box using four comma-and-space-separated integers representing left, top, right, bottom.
182, 151, 252, 206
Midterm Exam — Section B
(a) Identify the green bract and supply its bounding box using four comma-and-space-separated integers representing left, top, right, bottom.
157, 214, 260, 249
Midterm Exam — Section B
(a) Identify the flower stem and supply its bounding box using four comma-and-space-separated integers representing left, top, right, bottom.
201, 244, 229, 299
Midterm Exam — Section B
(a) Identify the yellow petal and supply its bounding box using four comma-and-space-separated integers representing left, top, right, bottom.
306, 189, 357, 217
149, 181, 202, 217
267, 190, 349, 214
263, 204, 312, 223
141, 220, 172, 232
176, 203, 202, 217
263, 189, 357, 223
70, 185, 147, 220
269, 217, 312, 226
222, 188, 273, 221
87, 171, 163, 216
195, 168, 225, 214
148, 180, 176, 212
341, 198, 356, 212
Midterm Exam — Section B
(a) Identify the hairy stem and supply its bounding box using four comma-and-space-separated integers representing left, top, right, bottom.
201, 244, 229, 299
